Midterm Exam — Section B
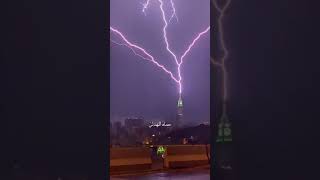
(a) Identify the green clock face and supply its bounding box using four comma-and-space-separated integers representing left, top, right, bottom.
224, 128, 231, 136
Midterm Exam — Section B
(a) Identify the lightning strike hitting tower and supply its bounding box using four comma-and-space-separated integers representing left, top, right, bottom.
212, 0, 233, 174
111, 0, 209, 128
176, 93, 183, 127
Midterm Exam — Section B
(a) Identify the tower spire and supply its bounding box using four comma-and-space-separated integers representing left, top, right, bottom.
177, 93, 183, 107
217, 101, 232, 143
176, 93, 183, 128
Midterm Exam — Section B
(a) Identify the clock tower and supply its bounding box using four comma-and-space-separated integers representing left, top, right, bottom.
215, 102, 233, 177
176, 94, 183, 128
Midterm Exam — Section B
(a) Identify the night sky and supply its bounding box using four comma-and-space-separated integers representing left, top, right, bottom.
213, 0, 319, 179
2, 0, 108, 178
110, 0, 210, 124
2, 0, 319, 179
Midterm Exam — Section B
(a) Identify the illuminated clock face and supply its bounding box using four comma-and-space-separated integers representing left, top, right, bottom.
224, 128, 231, 136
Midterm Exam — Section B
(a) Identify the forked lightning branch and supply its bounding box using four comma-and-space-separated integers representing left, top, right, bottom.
110, 0, 210, 96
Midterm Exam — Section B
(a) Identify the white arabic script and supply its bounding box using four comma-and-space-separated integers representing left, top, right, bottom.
148, 121, 172, 128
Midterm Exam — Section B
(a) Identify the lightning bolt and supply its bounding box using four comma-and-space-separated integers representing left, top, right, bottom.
141, 0, 151, 16
142, 0, 178, 22
158, 0, 209, 94
168, 0, 179, 23
111, 0, 210, 96
110, 27, 179, 83
211, 0, 231, 116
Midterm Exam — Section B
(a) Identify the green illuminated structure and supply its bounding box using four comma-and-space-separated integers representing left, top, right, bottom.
215, 102, 233, 172
157, 146, 166, 155
216, 112, 232, 143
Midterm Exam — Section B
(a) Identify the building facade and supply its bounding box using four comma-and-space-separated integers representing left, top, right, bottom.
176, 94, 183, 128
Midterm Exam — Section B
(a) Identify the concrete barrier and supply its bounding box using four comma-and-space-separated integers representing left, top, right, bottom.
110, 147, 152, 173
163, 145, 210, 168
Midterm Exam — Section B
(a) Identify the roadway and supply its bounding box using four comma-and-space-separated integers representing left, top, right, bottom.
110, 168, 210, 180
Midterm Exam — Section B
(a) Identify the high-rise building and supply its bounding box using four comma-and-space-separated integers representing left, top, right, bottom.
113, 121, 122, 133
216, 114, 232, 143
215, 103, 233, 176
176, 94, 183, 127
124, 117, 144, 129
123, 117, 145, 145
